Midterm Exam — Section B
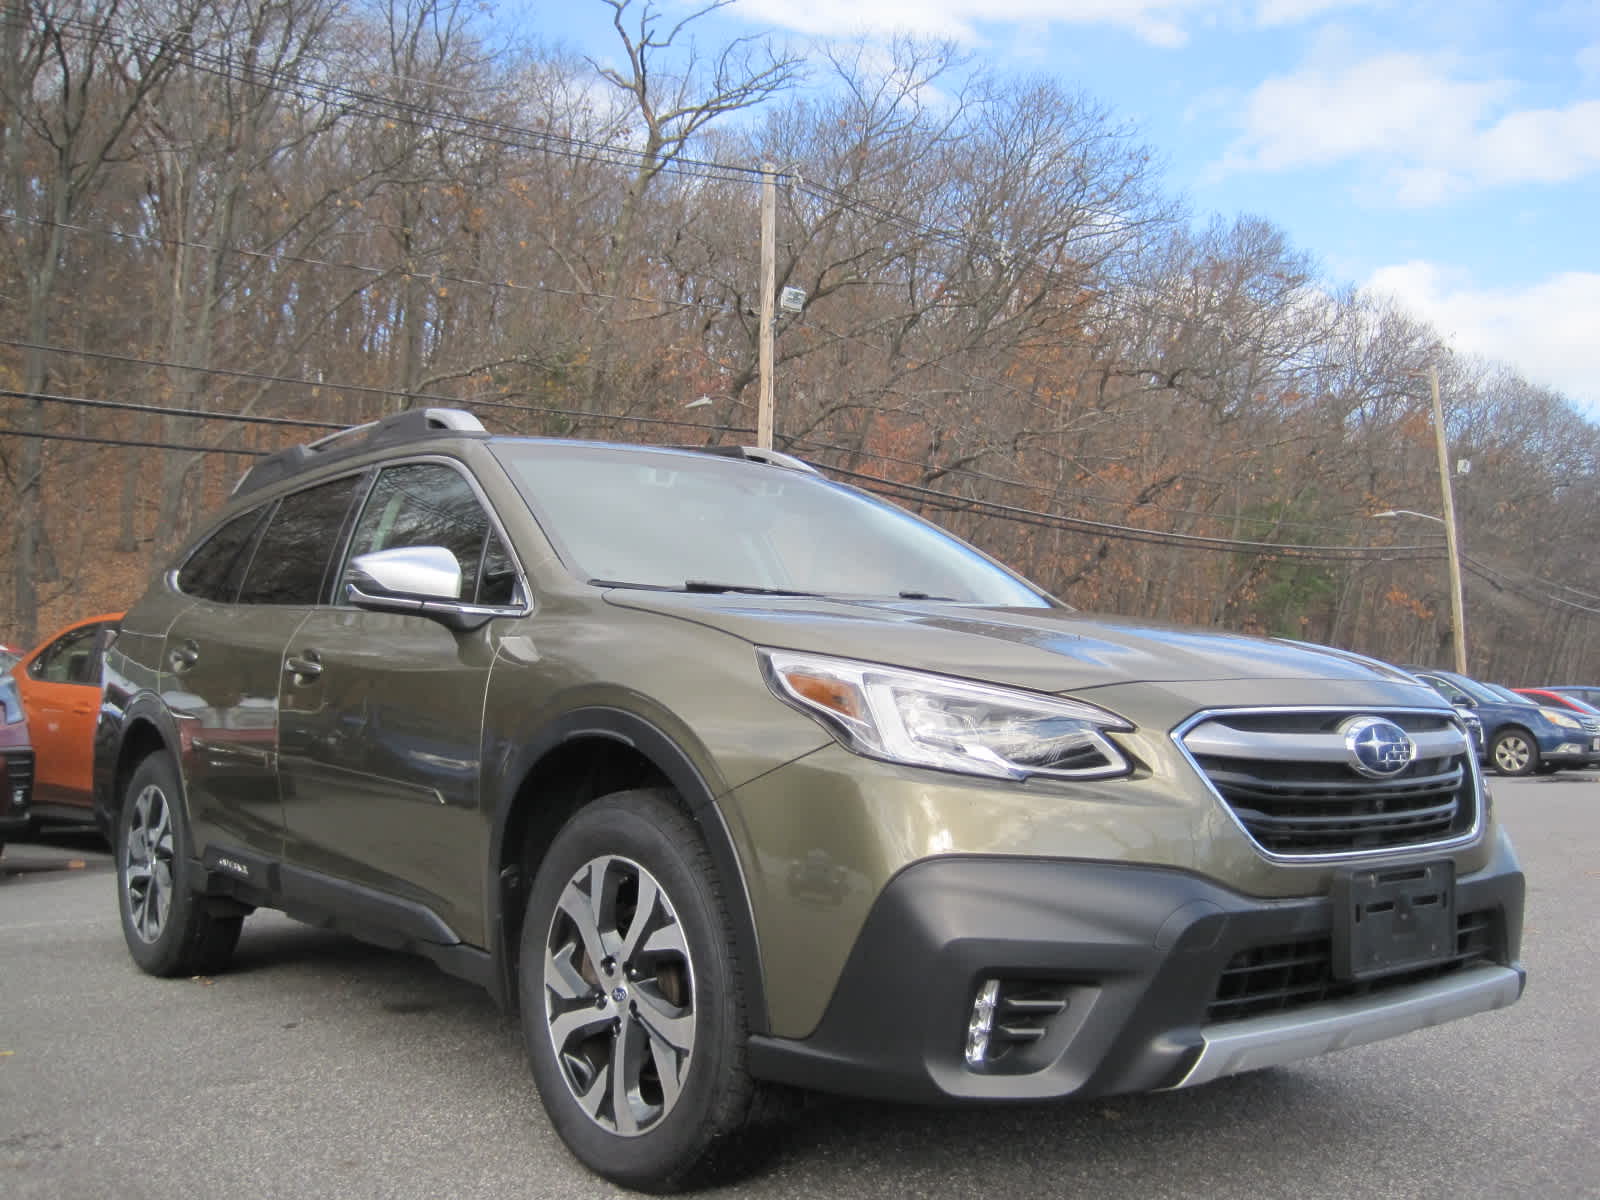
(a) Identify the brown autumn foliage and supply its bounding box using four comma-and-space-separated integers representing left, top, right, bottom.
2, 0, 1598, 686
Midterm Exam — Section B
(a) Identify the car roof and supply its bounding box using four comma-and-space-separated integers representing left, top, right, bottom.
232, 408, 818, 499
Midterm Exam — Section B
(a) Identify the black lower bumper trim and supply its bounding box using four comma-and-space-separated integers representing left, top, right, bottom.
748, 833, 1524, 1104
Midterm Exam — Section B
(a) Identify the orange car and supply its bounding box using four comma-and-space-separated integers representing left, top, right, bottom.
8, 612, 122, 836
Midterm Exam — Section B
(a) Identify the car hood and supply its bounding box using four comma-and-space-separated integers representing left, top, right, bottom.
602, 592, 1428, 696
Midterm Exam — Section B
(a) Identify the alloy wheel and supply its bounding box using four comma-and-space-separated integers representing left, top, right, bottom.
124, 783, 175, 943
1494, 735, 1532, 774
542, 854, 697, 1137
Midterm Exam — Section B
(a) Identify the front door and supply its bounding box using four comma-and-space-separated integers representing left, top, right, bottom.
277, 460, 519, 945
19, 617, 114, 810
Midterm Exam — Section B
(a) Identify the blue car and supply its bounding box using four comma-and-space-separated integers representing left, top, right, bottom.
1406, 667, 1600, 776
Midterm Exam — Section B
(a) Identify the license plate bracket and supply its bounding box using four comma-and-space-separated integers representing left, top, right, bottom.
1332, 860, 1455, 982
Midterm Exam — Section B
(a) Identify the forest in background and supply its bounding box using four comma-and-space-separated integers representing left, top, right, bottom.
4, 0, 1599, 685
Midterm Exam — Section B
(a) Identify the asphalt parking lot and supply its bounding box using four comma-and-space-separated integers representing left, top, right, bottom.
3, 775, 1596, 1199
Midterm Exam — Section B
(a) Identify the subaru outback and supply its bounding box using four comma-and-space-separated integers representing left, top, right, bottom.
96, 408, 1526, 1192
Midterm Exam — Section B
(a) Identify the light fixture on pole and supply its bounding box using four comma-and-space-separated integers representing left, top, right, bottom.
1372, 372, 1468, 677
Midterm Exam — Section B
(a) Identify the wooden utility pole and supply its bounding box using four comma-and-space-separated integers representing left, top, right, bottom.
1430, 362, 1469, 674
757, 162, 776, 450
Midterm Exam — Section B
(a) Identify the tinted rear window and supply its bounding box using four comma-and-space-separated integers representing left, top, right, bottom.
238, 475, 365, 605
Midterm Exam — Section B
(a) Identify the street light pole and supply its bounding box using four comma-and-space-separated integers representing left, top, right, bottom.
1427, 363, 1469, 675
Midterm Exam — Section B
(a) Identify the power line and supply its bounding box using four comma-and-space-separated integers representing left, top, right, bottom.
2, 5, 792, 190
0, 340, 741, 434
0, 212, 730, 315
0, 427, 257, 456
0, 387, 345, 430
2, 380, 1444, 561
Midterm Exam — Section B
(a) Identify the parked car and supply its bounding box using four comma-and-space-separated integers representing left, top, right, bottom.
0, 674, 35, 859
0, 643, 23, 672
1515, 687, 1600, 722
1406, 667, 1600, 775
97, 409, 1525, 1192
9, 612, 122, 838
1541, 685, 1600, 709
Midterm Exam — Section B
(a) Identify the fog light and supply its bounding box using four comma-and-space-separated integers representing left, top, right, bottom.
965, 978, 1001, 1067
1557, 743, 1582, 755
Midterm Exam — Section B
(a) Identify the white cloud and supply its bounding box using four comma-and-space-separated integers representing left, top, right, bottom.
1254, 0, 1373, 27
730, 0, 1349, 47
1363, 261, 1600, 410
1221, 52, 1510, 173
1221, 49, 1600, 201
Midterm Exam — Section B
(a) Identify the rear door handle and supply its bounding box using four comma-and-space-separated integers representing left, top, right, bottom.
285, 651, 323, 681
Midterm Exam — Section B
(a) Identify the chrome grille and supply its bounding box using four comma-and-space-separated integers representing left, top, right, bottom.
1180, 708, 1478, 858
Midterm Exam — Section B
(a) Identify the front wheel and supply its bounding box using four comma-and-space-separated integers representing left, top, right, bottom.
116, 753, 242, 976
519, 789, 763, 1193
1490, 729, 1540, 777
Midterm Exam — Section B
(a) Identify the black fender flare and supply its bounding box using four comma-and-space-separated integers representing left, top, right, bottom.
93, 689, 186, 839
486, 706, 769, 1034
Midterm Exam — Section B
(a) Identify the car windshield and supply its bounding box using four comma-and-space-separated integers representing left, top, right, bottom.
1482, 682, 1535, 705
491, 442, 1052, 607
1438, 673, 1518, 705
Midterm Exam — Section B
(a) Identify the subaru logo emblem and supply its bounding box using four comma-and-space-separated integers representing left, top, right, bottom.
1341, 716, 1416, 778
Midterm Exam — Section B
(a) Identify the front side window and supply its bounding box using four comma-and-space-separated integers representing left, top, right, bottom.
30, 624, 102, 685
342, 462, 516, 606
490, 443, 1051, 607
237, 475, 365, 605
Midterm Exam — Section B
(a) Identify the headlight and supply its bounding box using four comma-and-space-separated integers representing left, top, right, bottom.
760, 649, 1133, 781
1540, 707, 1580, 729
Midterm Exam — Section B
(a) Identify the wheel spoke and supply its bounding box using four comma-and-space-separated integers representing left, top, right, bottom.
611, 1011, 648, 1136
544, 941, 592, 1002
640, 921, 688, 960
633, 987, 696, 1055
558, 875, 611, 971
647, 1028, 685, 1113
574, 1061, 610, 1121
617, 874, 661, 963
548, 1004, 615, 1053
589, 859, 624, 955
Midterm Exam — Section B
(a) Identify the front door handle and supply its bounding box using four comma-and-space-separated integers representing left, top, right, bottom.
169, 640, 200, 672
285, 651, 323, 681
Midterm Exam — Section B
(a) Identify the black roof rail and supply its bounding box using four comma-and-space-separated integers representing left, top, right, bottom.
232, 408, 488, 497
681, 444, 820, 475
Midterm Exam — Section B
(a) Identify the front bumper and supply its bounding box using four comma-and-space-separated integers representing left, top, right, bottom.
747, 830, 1524, 1103
0, 749, 34, 838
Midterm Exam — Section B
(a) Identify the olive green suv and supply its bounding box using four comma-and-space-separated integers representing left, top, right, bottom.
96, 409, 1525, 1191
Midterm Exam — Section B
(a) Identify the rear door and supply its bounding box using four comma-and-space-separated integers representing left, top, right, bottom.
165, 474, 365, 860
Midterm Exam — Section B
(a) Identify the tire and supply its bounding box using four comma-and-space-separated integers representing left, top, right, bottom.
115, 753, 242, 977
1490, 729, 1540, 777
519, 788, 763, 1193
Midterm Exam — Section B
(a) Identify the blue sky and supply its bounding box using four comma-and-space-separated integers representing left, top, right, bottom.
509, 1, 1600, 413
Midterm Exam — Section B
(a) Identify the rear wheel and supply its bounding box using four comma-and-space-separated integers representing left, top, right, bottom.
519, 788, 764, 1193
116, 753, 242, 976
1490, 729, 1540, 777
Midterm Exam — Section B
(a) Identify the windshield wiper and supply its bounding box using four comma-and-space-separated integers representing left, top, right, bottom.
896, 590, 958, 601
587, 578, 683, 592
684, 580, 824, 597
